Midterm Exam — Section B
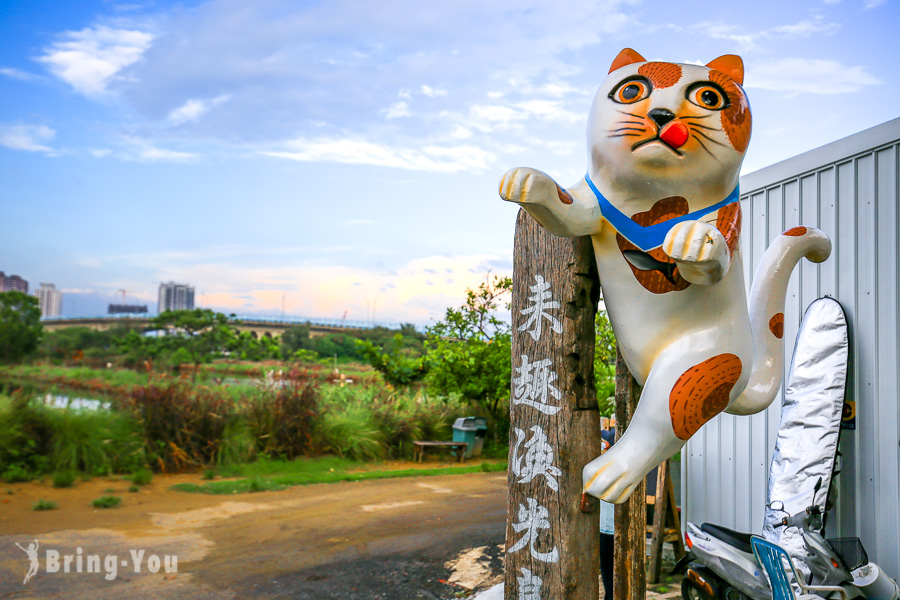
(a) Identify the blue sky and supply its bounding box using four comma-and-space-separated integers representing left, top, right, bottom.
1, 0, 897, 325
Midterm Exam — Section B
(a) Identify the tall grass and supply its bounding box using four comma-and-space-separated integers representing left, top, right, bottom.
0, 391, 144, 479
317, 383, 465, 460
1, 368, 476, 479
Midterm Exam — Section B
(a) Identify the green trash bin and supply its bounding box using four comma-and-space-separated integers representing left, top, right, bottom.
453, 417, 488, 458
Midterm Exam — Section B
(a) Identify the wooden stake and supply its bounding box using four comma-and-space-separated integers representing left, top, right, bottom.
648, 460, 670, 583
505, 209, 602, 600
613, 349, 647, 600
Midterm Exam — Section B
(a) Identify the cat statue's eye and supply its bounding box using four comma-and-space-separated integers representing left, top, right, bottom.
610, 78, 651, 104
687, 84, 728, 111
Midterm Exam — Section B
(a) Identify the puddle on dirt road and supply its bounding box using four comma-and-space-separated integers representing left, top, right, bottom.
445, 544, 503, 591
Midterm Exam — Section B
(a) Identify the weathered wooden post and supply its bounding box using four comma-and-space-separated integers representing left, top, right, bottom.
505, 210, 602, 600
613, 350, 647, 600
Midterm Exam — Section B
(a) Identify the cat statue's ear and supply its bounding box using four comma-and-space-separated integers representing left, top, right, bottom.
706, 55, 744, 85
608, 48, 646, 73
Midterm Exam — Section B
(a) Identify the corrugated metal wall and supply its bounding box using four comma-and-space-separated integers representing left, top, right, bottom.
682, 118, 900, 576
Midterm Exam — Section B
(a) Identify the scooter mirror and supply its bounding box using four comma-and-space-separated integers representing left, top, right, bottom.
768, 500, 785, 513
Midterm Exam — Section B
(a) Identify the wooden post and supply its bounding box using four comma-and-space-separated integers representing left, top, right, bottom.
505, 209, 602, 600
648, 460, 670, 583
614, 349, 647, 600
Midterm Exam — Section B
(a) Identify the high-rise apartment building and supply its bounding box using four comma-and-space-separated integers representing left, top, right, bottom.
36, 282, 62, 317
0, 271, 29, 294
158, 282, 195, 313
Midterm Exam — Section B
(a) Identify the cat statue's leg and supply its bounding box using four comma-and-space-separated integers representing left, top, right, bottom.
499, 168, 603, 237
583, 342, 750, 503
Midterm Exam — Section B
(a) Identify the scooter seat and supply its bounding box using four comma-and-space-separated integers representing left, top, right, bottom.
700, 523, 753, 554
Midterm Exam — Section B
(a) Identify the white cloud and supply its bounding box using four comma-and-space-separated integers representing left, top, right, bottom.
421, 84, 447, 97
37, 25, 153, 96
384, 101, 411, 119
697, 16, 840, 51
0, 67, 41, 81
167, 94, 231, 125
450, 125, 473, 140
148, 252, 512, 325
116, 137, 198, 162
747, 58, 881, 95
0, 124, 56, 152
261, 138, 495, 172
467, 99, 581, 132
864, 0, 886, 7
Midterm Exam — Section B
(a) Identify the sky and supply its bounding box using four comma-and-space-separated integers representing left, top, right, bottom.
1, 0, 898, 326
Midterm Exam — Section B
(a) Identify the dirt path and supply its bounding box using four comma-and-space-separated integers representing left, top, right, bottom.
0, 466, 508, 599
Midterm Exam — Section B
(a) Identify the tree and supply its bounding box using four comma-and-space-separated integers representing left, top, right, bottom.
280, 323, 314, 358
0, 291, 43, 364
594, 309, 617, 416
152, 309, 234, 379
425, 275, 512, 436
357, 333, 428, 387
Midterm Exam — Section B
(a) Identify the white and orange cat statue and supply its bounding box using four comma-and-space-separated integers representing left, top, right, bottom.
499, 48, 831, 504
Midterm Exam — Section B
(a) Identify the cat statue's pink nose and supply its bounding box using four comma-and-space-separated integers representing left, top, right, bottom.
659, 121, 689, 149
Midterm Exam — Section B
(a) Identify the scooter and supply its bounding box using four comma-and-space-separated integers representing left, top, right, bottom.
677, 478, 899, 600
768, 478, 899, 600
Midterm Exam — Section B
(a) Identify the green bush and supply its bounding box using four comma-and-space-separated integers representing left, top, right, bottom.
2, 464, 32, 483
91, 495, 121, 508
52, 471, 76, 488
33, 499, 58, 511
130, 468, 152, 486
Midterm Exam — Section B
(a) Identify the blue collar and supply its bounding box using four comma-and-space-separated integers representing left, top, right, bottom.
585, 173, 739, 252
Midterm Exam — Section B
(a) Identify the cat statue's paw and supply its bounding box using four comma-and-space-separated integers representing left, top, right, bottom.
499, 167, 572, 208
663, 220, 729, 284
582, 452, 640, 504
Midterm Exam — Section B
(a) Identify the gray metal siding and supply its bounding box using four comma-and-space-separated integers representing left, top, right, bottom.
683, 118, 900, 576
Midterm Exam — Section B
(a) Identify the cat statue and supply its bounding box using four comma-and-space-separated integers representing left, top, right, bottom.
499, 48, 831, 504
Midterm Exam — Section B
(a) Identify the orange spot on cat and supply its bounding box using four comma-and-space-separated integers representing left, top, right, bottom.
783, 226, 807, 237
769, 313, 785, 339
669, 354, 743, 440
616, 197, 691, 294
708, 70, 751, 153
609, 48, 646, 73
716, 202, 742, 258
557, 185, 574, 205
638, 62, 682, 89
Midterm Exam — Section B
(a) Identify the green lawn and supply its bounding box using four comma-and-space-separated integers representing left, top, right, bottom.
170, 455, 507, 494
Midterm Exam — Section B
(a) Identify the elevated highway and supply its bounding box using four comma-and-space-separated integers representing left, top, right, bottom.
40, 314, 399, 339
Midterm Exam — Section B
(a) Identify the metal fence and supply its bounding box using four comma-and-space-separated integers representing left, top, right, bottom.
683, 117, 900, 576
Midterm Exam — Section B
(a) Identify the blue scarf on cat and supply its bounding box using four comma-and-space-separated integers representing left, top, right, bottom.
585, 173, 739, 252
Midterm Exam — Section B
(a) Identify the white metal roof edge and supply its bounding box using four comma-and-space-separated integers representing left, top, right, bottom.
740, 117, 900, 194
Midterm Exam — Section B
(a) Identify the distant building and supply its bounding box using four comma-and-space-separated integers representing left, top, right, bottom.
36, 282, 62, 317
108, 304, 149, 314
158, 282, 195, 313
0, 271, 29, 294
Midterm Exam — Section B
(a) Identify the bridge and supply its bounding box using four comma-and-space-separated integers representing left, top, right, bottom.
40, 314, 404, 339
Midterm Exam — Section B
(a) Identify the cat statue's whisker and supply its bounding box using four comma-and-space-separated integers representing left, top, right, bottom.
692, 135, 719, 160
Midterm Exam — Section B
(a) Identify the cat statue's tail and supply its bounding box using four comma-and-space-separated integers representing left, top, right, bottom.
726, 226, 832, 416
